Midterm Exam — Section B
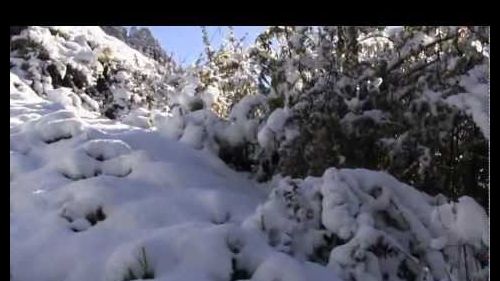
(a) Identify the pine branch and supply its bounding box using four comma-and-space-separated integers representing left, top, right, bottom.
388, 34, 458, 73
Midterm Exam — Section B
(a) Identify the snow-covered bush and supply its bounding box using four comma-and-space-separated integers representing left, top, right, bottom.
245, 168, 489, 281
10, 26, 489, 281
10, 26, 488, 207
197, 27, 260, 118
10, 26, 174, 121
155, 93, 268, 169
249, 26, 489, 207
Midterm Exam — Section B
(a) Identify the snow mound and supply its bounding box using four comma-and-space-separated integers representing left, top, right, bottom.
252, 252, 342, 281
37, 118, 85, 144
122, 108, 151, 129
105, 224, 233, 281
431, 196, 489, 248
46, 87, 82, 109
82, 139, 132, 161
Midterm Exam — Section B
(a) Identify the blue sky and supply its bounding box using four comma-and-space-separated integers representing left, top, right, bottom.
134, 26, 267, 65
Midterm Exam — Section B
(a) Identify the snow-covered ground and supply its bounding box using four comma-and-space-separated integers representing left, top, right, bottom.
11, 71, 249, 280
10, 71, 344, 281
11, 70, 489, 281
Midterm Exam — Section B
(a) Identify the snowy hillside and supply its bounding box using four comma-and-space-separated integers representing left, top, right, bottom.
11, 26, 489, 281
11, 69, 345, 281
11, 71, 489, 281
10, 26, 172, 122
10, 71, 268, 281
100, 26, 171, 64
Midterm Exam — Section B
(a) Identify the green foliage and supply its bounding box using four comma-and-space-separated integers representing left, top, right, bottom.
48, 28, 71, 40
122, 247, 155, 281
10, 38, 50, 61
198, 26, 259, 118
267, 96, 284, 111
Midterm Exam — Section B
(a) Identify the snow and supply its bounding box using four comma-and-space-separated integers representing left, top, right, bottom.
266, 108, 288, 132
11, 77, 489, 280
82, 139, 132, 160
104, 224, 234, 281
321, 174, 358, 240
445, 61, 489, 140
257, 108, 293, 150
80, 93, 100, 111
446, 93, 489, 140
10, 26, 489, 281
179, 122, 205, 149
10, 26, 169, 121
155, 108, 185, 140
122, 108, 151, 129
47, 26, 158, 73
384, 26, 404, 37
431, 196, 489, 249
10, 71, 268, 281
455, 197, 489, 246
46, 87, 82, 109
242, 167, 488, 281
252, 252, 342, 281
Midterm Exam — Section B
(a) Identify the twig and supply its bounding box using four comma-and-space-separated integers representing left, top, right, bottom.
358, 34, 395, 44
388, 34, 458, 73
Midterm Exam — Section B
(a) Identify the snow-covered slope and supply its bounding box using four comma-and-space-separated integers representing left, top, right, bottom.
10, 71, 257, 280
11, 26, 160, 79
10, 26, 171, 122
10, 71, 343, 281
11, 70, 489, 281
11, 26, 489, 281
